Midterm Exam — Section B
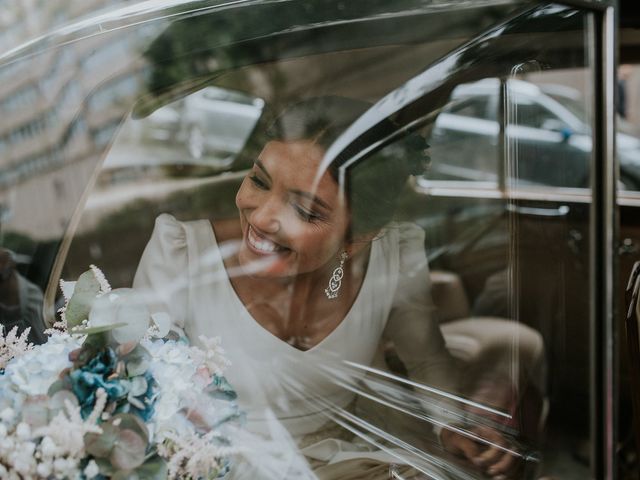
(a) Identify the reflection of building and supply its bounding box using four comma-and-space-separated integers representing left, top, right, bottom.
0, 0, 146, 239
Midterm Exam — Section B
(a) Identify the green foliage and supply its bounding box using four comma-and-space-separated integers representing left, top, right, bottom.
76, 331, 110, 364
85, 413, 151, 476
133, 455, 168, 480
142, 0, 434, 100
123, 345, 151, 377
65, 270, 102, 329
71, 323, 128, 337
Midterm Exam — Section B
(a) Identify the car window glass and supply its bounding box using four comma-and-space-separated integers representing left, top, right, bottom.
505, 70, 595, 189
0, 2, 624, 479
447, 95, 492, 119
511, 96, 563, 129
425, 80, 500, 185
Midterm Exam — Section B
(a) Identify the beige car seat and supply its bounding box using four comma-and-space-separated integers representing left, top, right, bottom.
431, 270, 548, 438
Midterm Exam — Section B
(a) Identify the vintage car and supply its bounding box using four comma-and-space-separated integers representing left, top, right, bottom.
0, 0, 636, 478
428, 78, 640, 189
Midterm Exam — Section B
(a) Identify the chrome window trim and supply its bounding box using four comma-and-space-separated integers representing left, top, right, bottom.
414, 179, 596, 204
556, 0, 614, 9
588, 5, 617, 479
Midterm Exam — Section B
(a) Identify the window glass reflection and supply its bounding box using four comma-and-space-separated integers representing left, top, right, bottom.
0, 2, 624, 478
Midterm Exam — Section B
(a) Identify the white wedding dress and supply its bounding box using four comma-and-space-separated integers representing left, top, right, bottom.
133, 214, 457, 479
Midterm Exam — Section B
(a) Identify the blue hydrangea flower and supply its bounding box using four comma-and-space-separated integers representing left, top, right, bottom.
69, 347, 129, 418
208, 374, 237, 401
68, 346, 159, 422
119, 371, 157, 422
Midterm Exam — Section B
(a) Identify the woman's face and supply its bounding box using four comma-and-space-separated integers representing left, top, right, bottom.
235, 139, 350, 277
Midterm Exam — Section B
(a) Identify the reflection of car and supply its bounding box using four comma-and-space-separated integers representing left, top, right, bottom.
138, 86, 264, 165
429, 78, 640, 189
181, 86, 264, 160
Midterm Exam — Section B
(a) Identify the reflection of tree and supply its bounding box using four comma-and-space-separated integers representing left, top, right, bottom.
144, 1, 424, 94
142, 0, 519, 105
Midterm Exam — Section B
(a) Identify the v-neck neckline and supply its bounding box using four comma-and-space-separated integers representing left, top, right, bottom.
203, 221, 377, 355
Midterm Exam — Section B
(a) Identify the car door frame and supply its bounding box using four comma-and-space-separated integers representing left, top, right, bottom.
318, 1, 618, 477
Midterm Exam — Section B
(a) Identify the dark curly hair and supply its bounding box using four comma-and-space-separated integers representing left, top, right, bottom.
264, 96, 428, 237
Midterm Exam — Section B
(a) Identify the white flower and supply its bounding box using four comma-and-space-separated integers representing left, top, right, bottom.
89, 288, 151, 344
15, 422, 30, 440
161, 428, 243, 480
4, 334, 78, 397
89, 264, 111, 294
190, 335, 231, 376
84, 459, 100, 478
0, 326, 33, 370
36, 462, 52, 477
0, 408, 15, 423
34, 399, 103, 459
40, 436, 58, 458
53, 457, 69, 474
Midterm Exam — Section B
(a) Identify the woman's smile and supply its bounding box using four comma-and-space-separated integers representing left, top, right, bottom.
246, 224, 289, 255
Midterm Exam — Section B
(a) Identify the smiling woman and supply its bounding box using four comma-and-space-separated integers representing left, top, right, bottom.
131, 97, 482, 478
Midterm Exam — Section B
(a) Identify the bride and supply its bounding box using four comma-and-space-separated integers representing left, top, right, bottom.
133, 96, 518, 479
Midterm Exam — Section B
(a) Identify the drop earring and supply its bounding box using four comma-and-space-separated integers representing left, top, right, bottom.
325, 251, 348, 300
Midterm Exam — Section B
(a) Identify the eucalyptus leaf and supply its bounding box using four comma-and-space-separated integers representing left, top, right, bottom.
117, 341, 138, 356
80, 331, 109, 355
129, 377, 148, 397
89, 289, 150, 345
110, 429, 146, 471
85, 423, 119, 458
110, 413, 149, 442
112, 471, 136, 480
124, 346, 151, 377
95, 458, 115, 476
22, 397, 50, 428
127, 359, 150, 377
70, 322, 128, 336
133, 455, 168, 480
47, 379, 67, 397
65, 270, 102, 329
49, 390, 78, 412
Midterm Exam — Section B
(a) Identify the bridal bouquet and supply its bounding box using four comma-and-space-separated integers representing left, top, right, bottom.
0, 266, 242, 479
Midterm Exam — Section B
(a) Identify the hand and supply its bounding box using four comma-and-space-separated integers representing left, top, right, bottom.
441, 425, 522, 479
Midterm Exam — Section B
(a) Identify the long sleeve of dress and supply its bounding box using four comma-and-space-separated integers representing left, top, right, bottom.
132, 214, 189, 338
382, 223, 461, 434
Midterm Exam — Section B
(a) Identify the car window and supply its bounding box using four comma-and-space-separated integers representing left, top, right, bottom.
511, 96, 565, 129
0, 2, 626, 479
447, 95, 493, 119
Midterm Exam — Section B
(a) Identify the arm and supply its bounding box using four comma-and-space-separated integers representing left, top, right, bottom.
382, 224, 522, 478
382, 223, 460, 424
